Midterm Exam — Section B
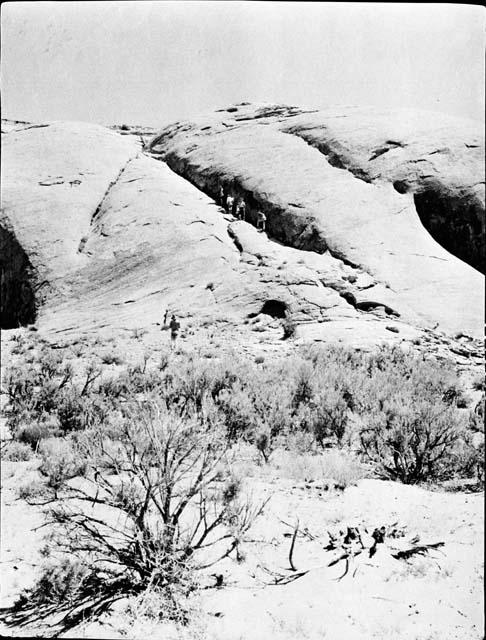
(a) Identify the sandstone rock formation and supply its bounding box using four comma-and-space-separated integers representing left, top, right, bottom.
149, 103, 484, 337
1, 105, 484, 345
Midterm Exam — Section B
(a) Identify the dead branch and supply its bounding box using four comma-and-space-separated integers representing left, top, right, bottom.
391, 541, 445, 560
288, 519, 299, 571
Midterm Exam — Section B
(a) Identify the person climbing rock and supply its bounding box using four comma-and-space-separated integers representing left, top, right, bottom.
169, 314, 180, 348
226, 194, 235, 216
257, 211, 267, 232
236, 198, 246, 221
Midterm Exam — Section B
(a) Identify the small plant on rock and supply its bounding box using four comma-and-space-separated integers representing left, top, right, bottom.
281, 317, 297, 340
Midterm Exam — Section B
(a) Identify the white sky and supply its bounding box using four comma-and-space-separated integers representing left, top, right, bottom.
1, 2, 484, 127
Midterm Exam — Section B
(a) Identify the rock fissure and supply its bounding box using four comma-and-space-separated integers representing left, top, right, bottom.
89, 156, 138, 227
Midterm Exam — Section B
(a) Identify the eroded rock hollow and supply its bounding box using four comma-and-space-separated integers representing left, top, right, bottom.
0, 226, 36, 328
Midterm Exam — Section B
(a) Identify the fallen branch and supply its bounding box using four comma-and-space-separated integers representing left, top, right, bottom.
392, 541, 445, 560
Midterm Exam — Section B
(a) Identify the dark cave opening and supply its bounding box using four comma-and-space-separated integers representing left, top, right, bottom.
0, 227, 37, 328
259, 299, 288, 319
413, 188, 485, 274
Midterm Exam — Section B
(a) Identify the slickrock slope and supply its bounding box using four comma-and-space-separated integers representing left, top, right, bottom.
1, 120, 370, 341
150, 103, 484, 338
1, 105, 484, 346
1, 122, 140, 328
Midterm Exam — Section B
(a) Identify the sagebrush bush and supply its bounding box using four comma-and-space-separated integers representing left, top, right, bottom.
100, 350, 124, 366
1, 440, 33, 462
32, 557, 90, 606
16, 417, 60, 449
4, 356, 104, 444
360, 395, 465, 483
271, 448, 366, 488
18, 478, 50, 501
38, 438, 86, 491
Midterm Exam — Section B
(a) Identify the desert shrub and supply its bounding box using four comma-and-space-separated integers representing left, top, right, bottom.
12, 399, 265, 630
271, 448, 365, 488
124, 365, 162, 394
159, 349, 171, 371
16, 418, 60, 449
357, 346, 464, 413
4, 357, 72, 427
10, 334, 29, 355
276, 429, 316, 455
291, 362, 315, 409
56, 389, 107, 433
98, 373, 131, 400
38, 438, 86, 492
30, 557, 91, 607
57, 393, 87, 433
217, 358, 299, 450
469, 393, 485, 432
69, 341, 86, 358
3, 364, 42, 429
317, 449, 366, 489
311, 387, 349, 446
281, 317, 297, 340
18, 479, 50, 501
38, 349, 64, 378
255, 427, 273, 463
1, 440, 33, 462
450, 435, 485, 481
218, 386, 257, 442
360, 395, 465, 484
100, 350, 124, 366
4, 354, 107, 444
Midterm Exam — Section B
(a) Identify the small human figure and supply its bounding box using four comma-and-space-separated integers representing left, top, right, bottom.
231, 195, 238, 217
235, 199, 246, 221
169, 314, 180, 348
226, 195, 235, 216
163, 308, 169, 327
256, 211, 267, 232
218, 184, 227, 210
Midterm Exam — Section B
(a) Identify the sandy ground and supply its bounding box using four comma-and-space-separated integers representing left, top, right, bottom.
1, 453, 483, 640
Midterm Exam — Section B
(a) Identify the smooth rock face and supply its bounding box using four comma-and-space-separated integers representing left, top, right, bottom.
1, 105, 483, 344
1, 122, 140, 327
281, 106, 485, 273
0, 120, 362, 338
150, 103, 484, 337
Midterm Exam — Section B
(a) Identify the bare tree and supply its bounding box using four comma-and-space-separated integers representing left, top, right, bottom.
2, 399, 266, 632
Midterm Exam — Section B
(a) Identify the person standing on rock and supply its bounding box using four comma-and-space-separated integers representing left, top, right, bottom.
163, 308, 169, 327
226, 194, 235, 216
236, 198, 246, 221
257, 211, 267, 232
218, 184, 227, 210
169, 314, 180, 349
